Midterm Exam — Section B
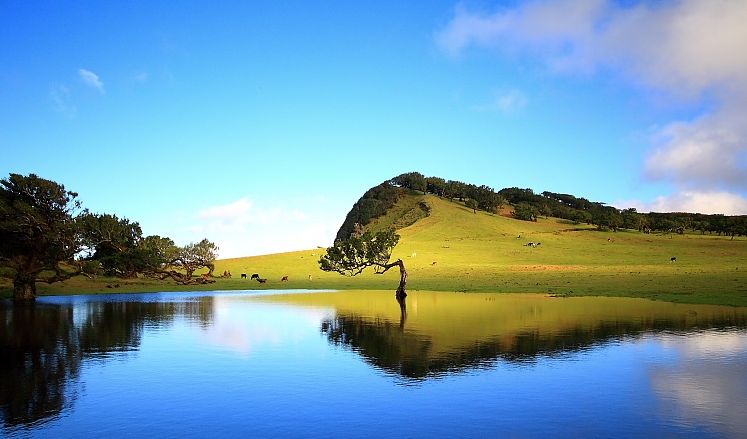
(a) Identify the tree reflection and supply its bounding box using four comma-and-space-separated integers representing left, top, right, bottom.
0, 296, 214, 429
0, 304, 80, 427
321, 307, 747, 380
396, 294, 406, 329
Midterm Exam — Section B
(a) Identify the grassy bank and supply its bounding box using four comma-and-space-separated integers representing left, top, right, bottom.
2, 195, 746, 306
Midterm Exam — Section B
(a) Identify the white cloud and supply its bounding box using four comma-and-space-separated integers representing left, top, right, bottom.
199, 197, 253, 220
189, 197, 337, 258
437, 0, 747, 209
79, 68, 105, 93
620, 190, 747, 215
646, 104, 747, 190
49, 85, 76, 118
437, 0, 747, 95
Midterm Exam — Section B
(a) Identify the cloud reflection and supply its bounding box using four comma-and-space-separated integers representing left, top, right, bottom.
649, 331, 747, 437
197, 297, 333, 357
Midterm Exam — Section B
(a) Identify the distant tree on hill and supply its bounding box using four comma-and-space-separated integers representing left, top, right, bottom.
319, 229, 407, 300
0, 173, 84, 301
513, 202, 538, 222
425, 176, 447, 197
391, 172, 427, 194
465, 199, 478, 213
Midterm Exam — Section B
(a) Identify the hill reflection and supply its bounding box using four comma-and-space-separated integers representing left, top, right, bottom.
258, 291, 747, 380
3, 291, 747, 431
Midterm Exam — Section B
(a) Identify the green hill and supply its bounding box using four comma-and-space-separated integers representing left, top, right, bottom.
192, 194, 747, 305
10, 188, 747, 307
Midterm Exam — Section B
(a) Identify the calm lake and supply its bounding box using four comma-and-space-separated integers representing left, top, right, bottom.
2, 290, 747, 438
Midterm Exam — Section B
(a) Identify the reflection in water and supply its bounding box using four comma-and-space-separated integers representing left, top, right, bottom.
321, 312, 747, 379
2, 291, 747, 437
396, 294, 406, 329
649, 332, 747, 438
0, 304, 80, 427
0, 295, 214, 429
287, 292, 747, 380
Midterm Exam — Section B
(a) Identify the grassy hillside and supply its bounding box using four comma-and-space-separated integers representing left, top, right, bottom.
5, 194, 747, 306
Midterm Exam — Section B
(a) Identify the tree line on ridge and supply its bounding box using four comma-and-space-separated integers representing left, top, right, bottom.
336, 172, 747, 241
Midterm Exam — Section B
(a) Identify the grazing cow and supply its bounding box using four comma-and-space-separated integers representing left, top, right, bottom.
431, 261, 437, 266
250, 273, 260, 280
281, 275, 289, 282
241, 273, 247, 279
256, 278, 267, 284
670, 257, 677, 263
526, 242, 534, 247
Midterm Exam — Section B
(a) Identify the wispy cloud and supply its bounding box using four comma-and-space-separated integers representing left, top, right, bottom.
437, 0, 747, 213
474, 89, 528, 114
79, 68, 105, 93
49, 85, 76, 118
133, 71, 149, 83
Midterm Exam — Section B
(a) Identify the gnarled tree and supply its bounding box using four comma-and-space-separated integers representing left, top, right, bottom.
158, 238, 219, 285
0, 174, 83, 301
319, 229, 407, 300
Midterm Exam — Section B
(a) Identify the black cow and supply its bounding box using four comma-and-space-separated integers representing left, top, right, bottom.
670, 257, 677, 263
250, 273, 260, 280
256, 278, 267, 284
241, 273, 247, 279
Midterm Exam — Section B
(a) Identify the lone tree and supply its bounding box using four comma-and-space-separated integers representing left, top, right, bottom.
319, 229, 408, 300
0, 174, 83, 301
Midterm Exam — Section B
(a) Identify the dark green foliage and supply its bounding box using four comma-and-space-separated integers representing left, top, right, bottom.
335, 183, 404, 242
425, 176, 447, 197
465, 199, 478, 213
1, 172, 222, 298
0, 173, 83, 299
390, 172, 426, 193
78, 212, 144, 276
320, 229, 400, 276
513, 202, 538, 222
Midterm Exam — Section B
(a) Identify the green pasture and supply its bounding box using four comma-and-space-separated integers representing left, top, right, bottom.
3, 195, 746, 306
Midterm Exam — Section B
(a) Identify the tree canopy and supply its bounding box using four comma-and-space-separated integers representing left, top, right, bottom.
319, 229, 408, 299
0, 174, 83, 300
1, 173, 219, 301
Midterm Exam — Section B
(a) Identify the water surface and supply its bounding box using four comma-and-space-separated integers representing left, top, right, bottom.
2, 290, 746, 438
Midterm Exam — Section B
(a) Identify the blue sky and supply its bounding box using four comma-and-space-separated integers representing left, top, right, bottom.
2, 0, 746, 257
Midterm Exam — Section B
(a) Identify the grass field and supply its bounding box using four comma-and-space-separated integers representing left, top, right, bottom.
3, 195, 746, 306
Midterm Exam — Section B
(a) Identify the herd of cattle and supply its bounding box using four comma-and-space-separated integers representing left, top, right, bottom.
229, 240, 678, 283
238, 273, 297, 283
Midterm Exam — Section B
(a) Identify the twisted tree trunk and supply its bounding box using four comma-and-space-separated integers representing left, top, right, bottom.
378, 258, 407, 300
